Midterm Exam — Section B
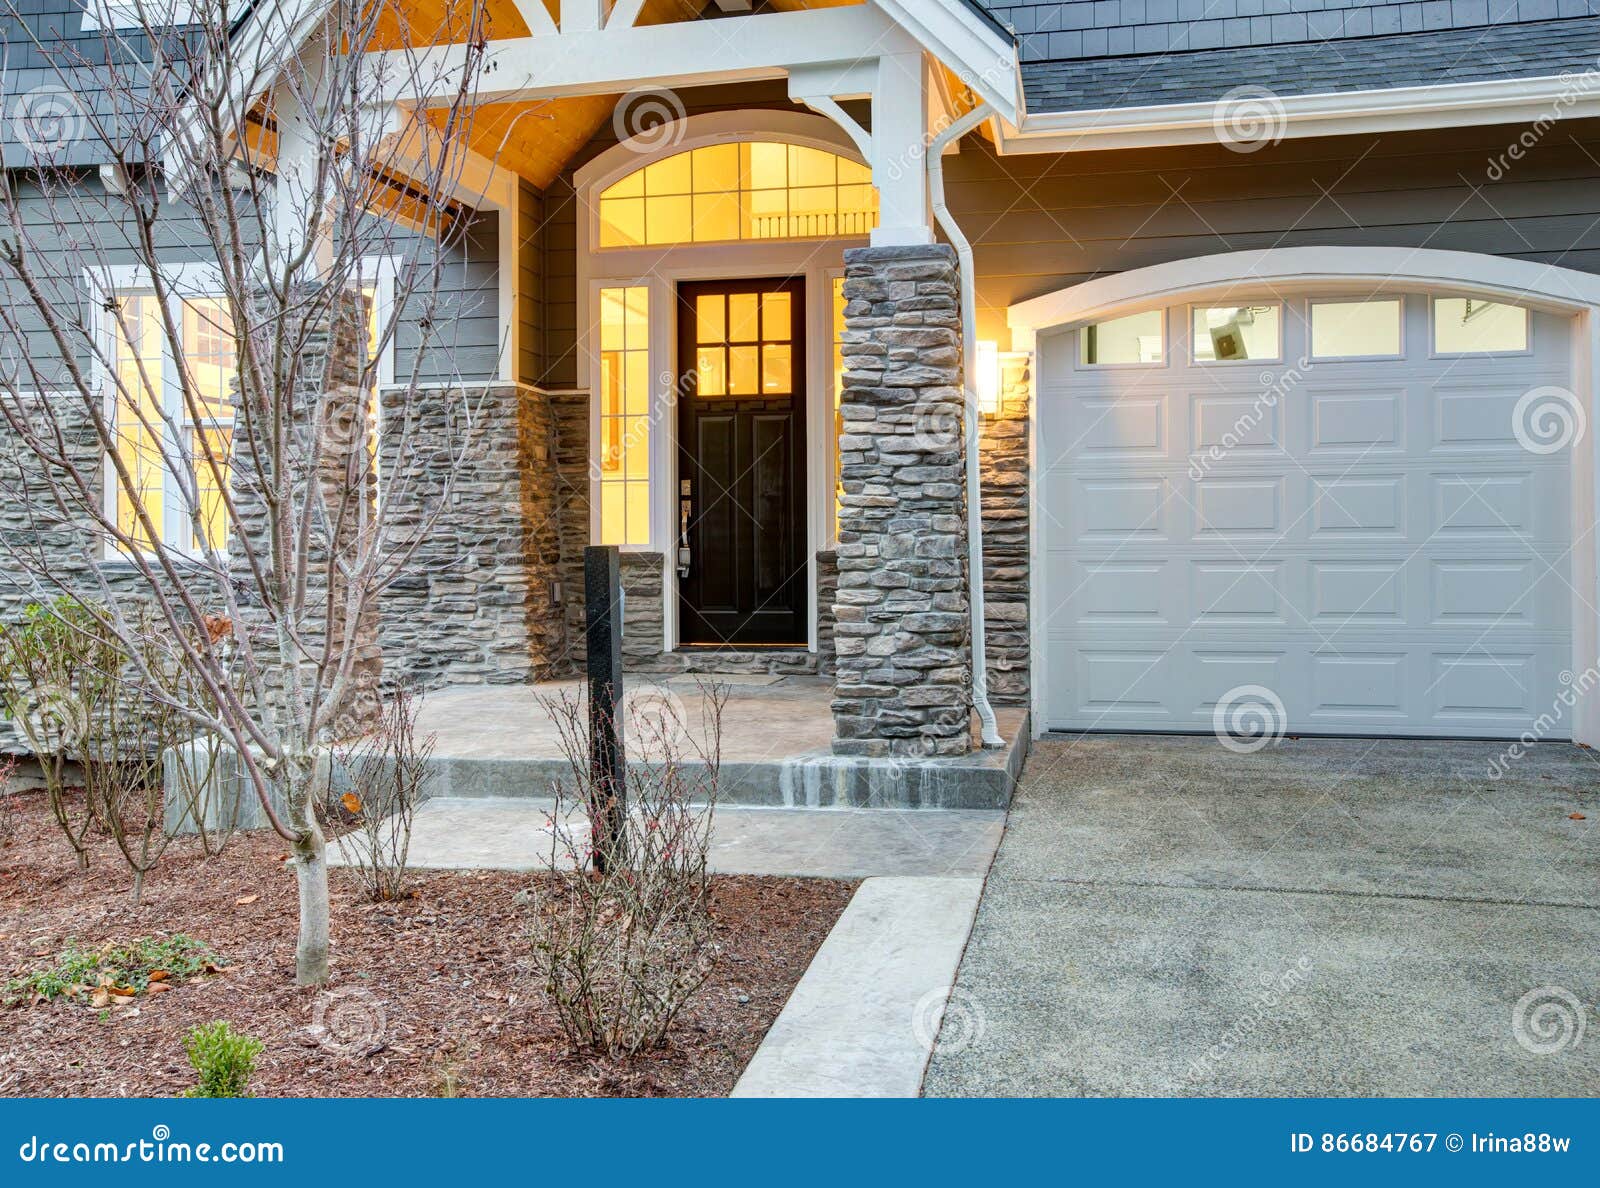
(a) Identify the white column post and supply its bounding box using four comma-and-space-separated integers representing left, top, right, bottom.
266, 41, 333, 279
869, 51, 932, 248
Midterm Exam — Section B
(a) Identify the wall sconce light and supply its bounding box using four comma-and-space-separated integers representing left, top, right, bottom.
975, 339, 1000, 417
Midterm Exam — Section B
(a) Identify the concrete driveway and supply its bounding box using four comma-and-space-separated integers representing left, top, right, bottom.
922, 734, 1600, 1096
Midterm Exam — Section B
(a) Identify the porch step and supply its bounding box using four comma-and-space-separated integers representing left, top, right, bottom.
626, 647, 820, 677
418, 709, 1030, 811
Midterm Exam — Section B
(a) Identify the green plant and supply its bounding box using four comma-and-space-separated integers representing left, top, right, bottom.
2, 935, 220, 1006
0, 598, 122, 870
182, 1022, 263, 1098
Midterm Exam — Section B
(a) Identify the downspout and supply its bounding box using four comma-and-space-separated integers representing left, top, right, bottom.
927, 103, 1004, 748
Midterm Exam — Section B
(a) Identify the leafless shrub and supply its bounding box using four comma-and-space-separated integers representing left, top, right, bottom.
527, 683, 726, 1058
325, 685, 435, 903
0, 755, 18, 849
0, 598, 121, 870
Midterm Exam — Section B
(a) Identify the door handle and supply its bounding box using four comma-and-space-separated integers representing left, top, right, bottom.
677, 495, 692, 578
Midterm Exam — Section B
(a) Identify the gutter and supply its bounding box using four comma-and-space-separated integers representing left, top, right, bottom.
997, 71, 1600, 155
927, 102, 1003, 749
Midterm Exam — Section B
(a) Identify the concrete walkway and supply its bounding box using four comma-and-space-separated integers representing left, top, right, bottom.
733, 877, 984, 1097
923, 734, 1600, 1097
342, 796, 1004, 879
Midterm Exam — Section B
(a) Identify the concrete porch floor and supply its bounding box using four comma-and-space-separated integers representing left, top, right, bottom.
413, 675, 1029, 810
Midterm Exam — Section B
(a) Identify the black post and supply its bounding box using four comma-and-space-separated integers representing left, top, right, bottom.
584, 545, 625, 872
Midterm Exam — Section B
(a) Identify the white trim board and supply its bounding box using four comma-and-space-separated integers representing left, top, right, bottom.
996, 72, 1600, 155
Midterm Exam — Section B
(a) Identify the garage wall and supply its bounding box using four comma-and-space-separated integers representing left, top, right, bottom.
944, 118, 1600, 347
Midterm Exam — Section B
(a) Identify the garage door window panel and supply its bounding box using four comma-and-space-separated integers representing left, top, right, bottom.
1432, 298, 1529, 356
1310, 299, 1403, 360
1081, 309, 1164, 366
1192, 304, 1282, 363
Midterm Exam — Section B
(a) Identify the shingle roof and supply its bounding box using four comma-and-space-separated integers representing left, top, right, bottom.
1021, 15, 1600, 111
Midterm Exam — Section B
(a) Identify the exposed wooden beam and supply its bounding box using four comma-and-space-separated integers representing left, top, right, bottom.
510, 0, 558, 35
606, 0, 647, 28
376, 5, 915, 106
562, 0, 604, 31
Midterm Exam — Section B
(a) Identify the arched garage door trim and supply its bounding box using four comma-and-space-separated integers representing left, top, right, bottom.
1009, 247, 1600, 746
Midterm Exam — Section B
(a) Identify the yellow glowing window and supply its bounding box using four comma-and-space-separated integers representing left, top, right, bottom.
110, 293, 237, 555
597, 285, 650, 546
598, 143, 878, 247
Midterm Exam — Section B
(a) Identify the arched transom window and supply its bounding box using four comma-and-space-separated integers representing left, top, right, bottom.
597, 142, 878, 248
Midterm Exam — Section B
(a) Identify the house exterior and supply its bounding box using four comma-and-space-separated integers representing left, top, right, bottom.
5, 0, 1600, 757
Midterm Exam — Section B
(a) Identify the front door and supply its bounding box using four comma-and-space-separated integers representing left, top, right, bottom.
676, 277, 807, 646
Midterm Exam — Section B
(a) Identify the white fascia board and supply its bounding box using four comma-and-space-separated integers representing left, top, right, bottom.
871, 0, 1020, 124
378, 6, 916, 106
999, 72, 1600, 154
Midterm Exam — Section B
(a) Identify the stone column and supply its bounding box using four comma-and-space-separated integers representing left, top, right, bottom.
230, 286, 381, 738
831, 244, 971, 758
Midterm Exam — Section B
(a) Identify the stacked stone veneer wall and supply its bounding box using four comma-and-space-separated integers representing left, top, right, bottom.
832, 244, 972, 758
377, 382, 568, 687
552, 389, 591, 671
979, 354, 1031, 706
815, 549, 839, 678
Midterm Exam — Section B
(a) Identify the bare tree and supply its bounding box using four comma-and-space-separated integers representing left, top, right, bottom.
0, 0, 495, 982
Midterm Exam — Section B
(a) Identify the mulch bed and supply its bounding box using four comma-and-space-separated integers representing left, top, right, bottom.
0, 787, 855, 1098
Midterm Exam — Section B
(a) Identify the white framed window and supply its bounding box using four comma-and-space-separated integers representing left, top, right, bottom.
1309, 298, 1403, 360
1432, 296, 1529, 355
94, 262, 393, 558
594, 284, 652, 547
1081, 309, 1165, 366
91, 264, 234, 557
1191, 303, 1282, 363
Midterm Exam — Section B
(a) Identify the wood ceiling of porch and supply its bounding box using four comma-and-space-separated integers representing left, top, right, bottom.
387, 0, 863, 189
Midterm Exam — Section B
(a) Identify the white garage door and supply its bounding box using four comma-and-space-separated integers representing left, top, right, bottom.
1037, 292, 1576, 738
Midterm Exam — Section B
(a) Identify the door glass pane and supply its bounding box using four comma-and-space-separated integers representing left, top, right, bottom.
729, 345, 759, 395
762, 291, 791, 340
695, 293, 726, 344
695, 346, 726, 397
1193, 304, 1280, 361
728, 294, 760, 341
1433, 298, 1527, 353
762, 344, 792, 393
1082, 310, 1164, 364
1310, 299, 1402, 358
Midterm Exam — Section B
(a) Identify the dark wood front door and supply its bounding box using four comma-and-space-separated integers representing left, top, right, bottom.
676, 277, 807, 646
